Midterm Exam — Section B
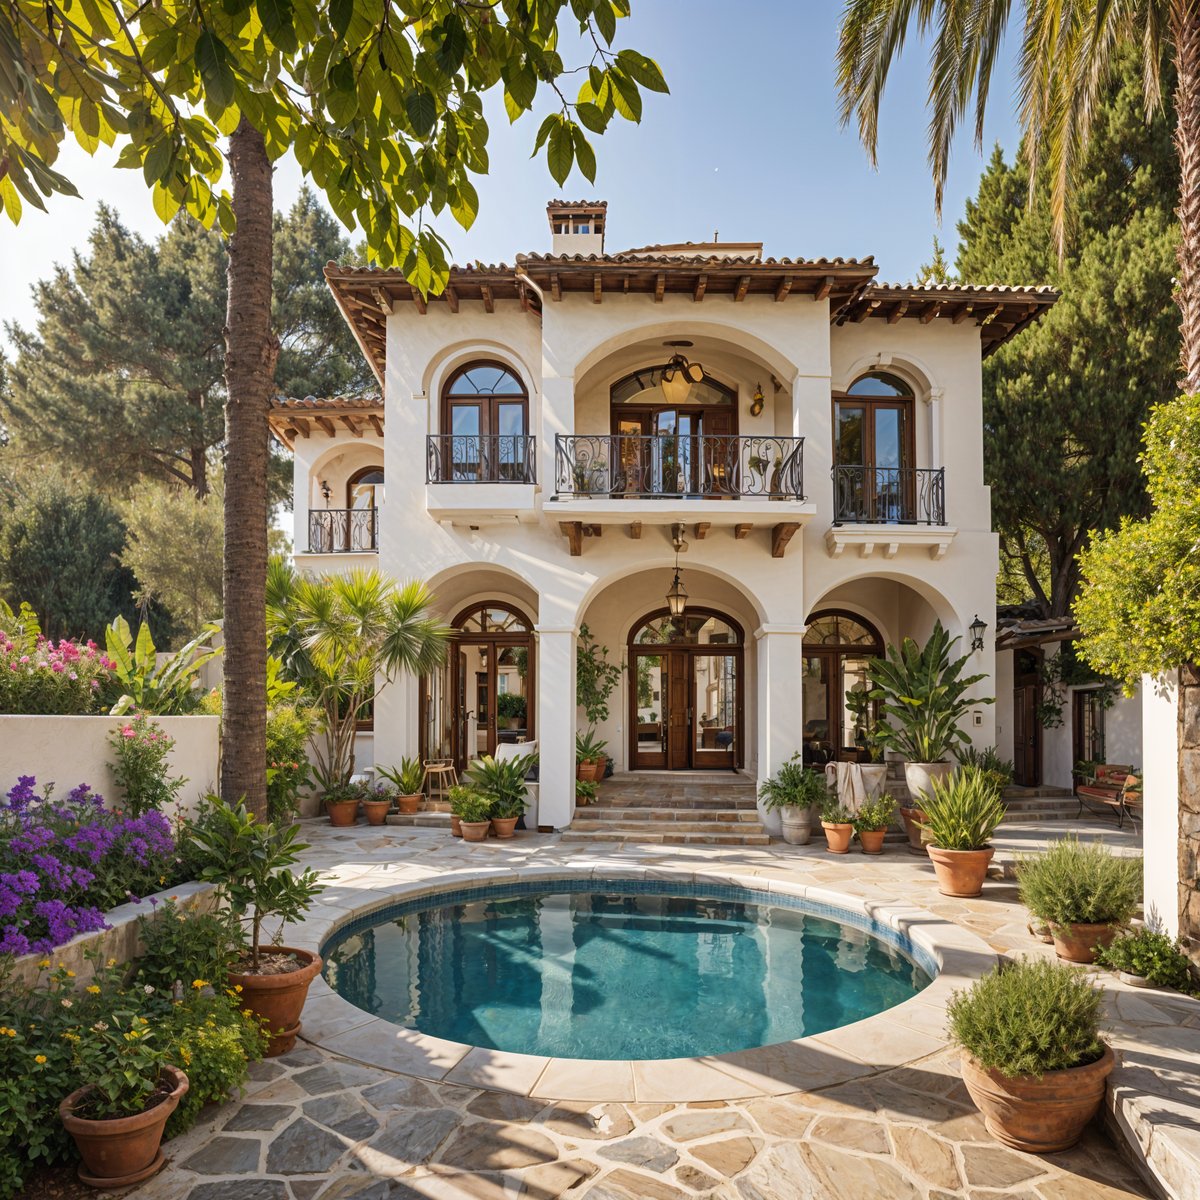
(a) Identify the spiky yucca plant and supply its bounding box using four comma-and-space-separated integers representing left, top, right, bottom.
920, 766, 1006, 851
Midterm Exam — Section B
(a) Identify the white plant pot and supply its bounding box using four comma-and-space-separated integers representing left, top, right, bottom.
859, 764, 888, 800
779, 806, 814, 846
903, 761, 955, 806
524, 783, 539, 830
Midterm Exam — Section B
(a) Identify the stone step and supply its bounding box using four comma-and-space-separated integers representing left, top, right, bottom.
588, 794, 759, 811
580, 806, 763, 823
560, 829, 773, 846
570, 818, 764, 836
385, 812, 452, 828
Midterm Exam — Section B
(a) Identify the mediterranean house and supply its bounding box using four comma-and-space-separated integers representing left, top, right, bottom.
268, 200, 1057, 833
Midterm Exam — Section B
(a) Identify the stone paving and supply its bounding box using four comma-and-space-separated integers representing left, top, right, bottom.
124, 818, 1186, 1200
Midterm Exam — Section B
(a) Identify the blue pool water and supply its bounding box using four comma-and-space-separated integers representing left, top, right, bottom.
321, 881, 932, 1060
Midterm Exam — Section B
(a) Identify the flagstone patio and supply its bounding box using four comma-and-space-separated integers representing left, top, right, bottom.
125, 817, 1191, 1200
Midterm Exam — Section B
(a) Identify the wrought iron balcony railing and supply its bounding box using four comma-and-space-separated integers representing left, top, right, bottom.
554, 434, 805, 500
831, 465, 946, 526
308, 507, 379, 553
425, 434, 537, 484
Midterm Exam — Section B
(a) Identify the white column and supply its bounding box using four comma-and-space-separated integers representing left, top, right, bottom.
927, 386, 945, 469
1143, 673, 1180, 937
535, 625, 576, 829
754, 624, 808, 834
540, 374, 574, 497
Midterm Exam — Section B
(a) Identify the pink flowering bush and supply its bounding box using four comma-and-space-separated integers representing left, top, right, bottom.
107, 713, 186, 817
0, 633, 114, 715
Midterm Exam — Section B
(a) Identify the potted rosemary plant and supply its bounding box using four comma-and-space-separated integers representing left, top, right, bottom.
757, 754, 829, 845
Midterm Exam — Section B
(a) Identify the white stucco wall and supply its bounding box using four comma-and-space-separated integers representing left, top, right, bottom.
0, 715, 220, 819
1142, 674, 1179, 937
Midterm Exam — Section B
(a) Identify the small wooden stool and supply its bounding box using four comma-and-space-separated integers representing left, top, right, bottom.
424, 760, 458, 803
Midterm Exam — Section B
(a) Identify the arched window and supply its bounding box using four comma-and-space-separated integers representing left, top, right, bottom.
439, 361, 530, 482
347, 466, 384, 510
453, 603, 532, 636
833, 371, 917, 522
631, 610, 742, 646
802, 609, 884, 765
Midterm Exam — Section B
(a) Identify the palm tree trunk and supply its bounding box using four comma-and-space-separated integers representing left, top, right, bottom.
1173, 0, 1200, 967
221, 118, 276, 819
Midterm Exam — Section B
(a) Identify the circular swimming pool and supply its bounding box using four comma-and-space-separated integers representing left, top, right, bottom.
321, 880, 934, 1061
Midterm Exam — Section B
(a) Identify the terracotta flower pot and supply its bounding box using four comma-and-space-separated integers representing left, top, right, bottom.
450, 814, 462, 837
577, 759, 603, 782
858, 828, 887, 855
326, 798, 358, 827
229, 947, 323, 1057
821, 821, 854, 854
927, 846, 994, 897
490, 816, 519, 839
60, 1066, 189, 1187
361, 798, 391, 826
460, 819, 490, 843
899, 807, 929, 853
960, 1044, 1115, 1153
1051, 921, 1121, 964
397, 793, 422, 815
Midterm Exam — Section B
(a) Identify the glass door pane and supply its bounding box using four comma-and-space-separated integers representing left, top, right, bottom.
693, 653, 736, 767
495, 646, 531, 747
496, 402, 525, 481
840, 656, 875, 757
632, 652, 666, 767
654, 409, 680, 496
872, 406, 904, 521
450, 404, 481, 481
835, 405, 866, 521
616, 417, 644, 495
802, 655, 832, 765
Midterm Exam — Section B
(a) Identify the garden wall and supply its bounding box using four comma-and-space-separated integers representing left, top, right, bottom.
0, 715, 220, 819
6, 880, 217, 991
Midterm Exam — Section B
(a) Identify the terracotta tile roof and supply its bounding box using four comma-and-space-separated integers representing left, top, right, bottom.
271, 394, 382, 411
515, 251, 875, 268
546, 199, 608, 209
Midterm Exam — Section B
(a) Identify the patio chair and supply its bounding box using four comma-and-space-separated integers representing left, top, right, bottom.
1076, 764, 1140, 829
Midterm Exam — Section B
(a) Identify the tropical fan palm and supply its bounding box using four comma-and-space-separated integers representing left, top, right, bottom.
836, 0, 1200, 387
265, 566, 448, 790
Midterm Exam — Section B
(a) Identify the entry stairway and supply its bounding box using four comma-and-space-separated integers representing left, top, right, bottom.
561, 773, 770, 846
1000, 785, 1079, 821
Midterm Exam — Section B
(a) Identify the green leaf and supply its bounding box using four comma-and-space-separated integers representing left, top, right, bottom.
329, 0, 353, 37
532, 113, 557, 154
259, 0, 298, 53
609, 68, 642, 122
546, 120, 574, 185
574, 101, 607, 134
405, 89, 438, 137
594, 1, 617, 44
195, 30, 235, 111
502, 61, 536, 112
571, 124, 596, 182
617, 49, 669, 94
151, 181, 182, 224
436, 14, 467, 76
450, 178, 478, 230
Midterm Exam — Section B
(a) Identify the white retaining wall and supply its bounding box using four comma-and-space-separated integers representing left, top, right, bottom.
0, 715, 220, 819
1142, 673, 1180, 938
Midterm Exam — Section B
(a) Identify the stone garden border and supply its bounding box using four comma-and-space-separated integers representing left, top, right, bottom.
289, 865, 998, 1104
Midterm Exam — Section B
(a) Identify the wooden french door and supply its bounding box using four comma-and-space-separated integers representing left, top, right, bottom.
629, 647, 742, 770
834, 397, 915, 521
450, 637, 533, 772
1012, 650, 1042, 787
611, 407, 734, 497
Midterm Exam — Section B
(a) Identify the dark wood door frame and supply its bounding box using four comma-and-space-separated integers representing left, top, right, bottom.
1012, 648, 1043, 788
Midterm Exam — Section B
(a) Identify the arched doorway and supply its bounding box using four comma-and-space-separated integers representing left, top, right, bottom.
628, 608, 744, 771
421, 602, 535, 771
801, 610, 884, 765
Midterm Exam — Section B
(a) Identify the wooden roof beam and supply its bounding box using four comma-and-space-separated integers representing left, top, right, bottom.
315, 416, 337, 437
951, 303, 973, 324
339, 414, 364, 437
771, 522, 800, 558
481, 284, 494, 313
291, 416, 311, 437
886, 300, 908, 324
410, 286, 427, 315
370, 286, 392, 314
443, 285, 459, 313
734, 275, 751, 302
774, 276, 793, 302
654, 273, 665, 302
852, 299, 880, 323
593, 273, 603, 304
919, 302, 943, 324
550, 272, 561, 301
693, 274, 707, 302
367, 414, 384, 437
814, 275, 834, 302
977, 303, 1004, 324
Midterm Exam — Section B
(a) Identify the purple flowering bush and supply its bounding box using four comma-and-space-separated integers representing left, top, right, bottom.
0, 633, 115, 715
0, 776, 180, 958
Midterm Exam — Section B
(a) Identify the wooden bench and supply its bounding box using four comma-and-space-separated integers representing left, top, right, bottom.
1076, 764, 1142, 830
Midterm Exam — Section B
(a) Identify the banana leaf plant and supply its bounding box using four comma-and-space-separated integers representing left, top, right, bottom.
867, 621, 992, 764
104, 616, 223, 715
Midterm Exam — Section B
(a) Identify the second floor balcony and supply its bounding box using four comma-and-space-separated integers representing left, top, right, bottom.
831, 465, 946, 526
308, 507, 379, 554
554, 434, 805, 500
426, 434, 537, 484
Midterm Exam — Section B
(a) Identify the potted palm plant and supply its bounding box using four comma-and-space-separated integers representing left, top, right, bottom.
853, 795, 895, 854
757, 754, 829, 845
919, 766, 1006, 896
819, 795, 856, 854
868, 621, 991, 821
189, 799, 325, 1056
466, 752, 537, 838
948, 957, 1114, 1152
455, 789, 494, 842
377, 757, 426, 814
1017, 837, 1142, 963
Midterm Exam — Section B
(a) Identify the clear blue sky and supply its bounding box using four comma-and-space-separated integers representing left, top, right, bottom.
0, 2, 1026, 345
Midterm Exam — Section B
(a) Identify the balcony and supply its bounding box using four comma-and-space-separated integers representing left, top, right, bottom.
826, 466, 955, 561
424, 434, 539, 526
551, 434, 813, 554
308, 508, 378, 554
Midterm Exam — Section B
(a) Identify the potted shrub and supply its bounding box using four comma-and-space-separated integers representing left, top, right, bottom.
576, 729, 609, 782
956, 744, 1015, 795
845, 686, 888, 799
189, 799, 325, 1056
377, 757, 426, 814
466, 752, 536, 839
853, 795, 895, 854
496, 692, 527, 731
456, 790, 494, 842
868, 621, 990, 818
59, 1014, 189, 1187
947, 957, 1114, 1153
758, 754, 829, 845
919, 766, 1006, 897
1094, 927, 1194, 989
1017, 837, 1141, 963
361, 782, 394, 826
447, 784, 475, 836
575, 779, 598, 807
819, 796, 855, 854
322, 780, 362, 827
577, 624, 621, 774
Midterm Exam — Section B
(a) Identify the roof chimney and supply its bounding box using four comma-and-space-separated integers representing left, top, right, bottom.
546, 200, 607, 256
